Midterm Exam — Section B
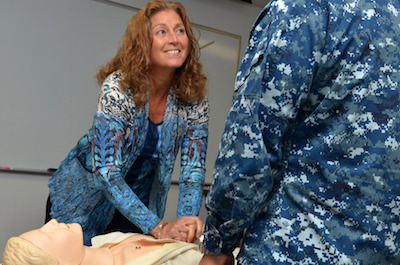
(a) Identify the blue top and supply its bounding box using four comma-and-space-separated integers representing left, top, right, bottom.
126, 119, 162, 206
48, 72, 209, 244
202, 0, 400, 264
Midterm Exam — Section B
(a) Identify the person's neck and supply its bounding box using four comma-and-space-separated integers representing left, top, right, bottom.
147, 67, 175, 123
149, 75, 172, 102
80, 246, 113, 265
148, 67, 175, 94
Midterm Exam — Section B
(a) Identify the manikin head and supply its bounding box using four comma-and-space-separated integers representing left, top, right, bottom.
2, 219, 85, 265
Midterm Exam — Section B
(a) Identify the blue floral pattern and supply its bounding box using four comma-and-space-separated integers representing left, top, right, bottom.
49, 72, 209, 245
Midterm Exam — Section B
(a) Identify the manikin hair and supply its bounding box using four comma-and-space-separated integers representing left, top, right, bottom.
2, 237, 59, 265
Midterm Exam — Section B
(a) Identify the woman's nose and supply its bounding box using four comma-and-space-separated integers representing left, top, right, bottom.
168, 32, 178, 44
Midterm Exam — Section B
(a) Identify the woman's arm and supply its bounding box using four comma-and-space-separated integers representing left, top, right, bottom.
92, 73, 160, 234
177, 99, 209, 218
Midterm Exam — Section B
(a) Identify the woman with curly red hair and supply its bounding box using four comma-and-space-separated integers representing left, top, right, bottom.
45, 0, 208, 245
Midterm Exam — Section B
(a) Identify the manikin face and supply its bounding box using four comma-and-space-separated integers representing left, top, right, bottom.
149, 9, 189, 71
19, 219, 85, 265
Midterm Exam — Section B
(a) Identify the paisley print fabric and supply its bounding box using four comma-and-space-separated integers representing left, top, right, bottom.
202, 0, 400, 264
48, 72, 209, 245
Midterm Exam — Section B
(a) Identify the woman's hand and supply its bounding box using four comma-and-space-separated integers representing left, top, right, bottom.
152, 216, 203, 243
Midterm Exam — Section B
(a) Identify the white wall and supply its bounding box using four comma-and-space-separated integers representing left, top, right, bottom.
0, 0, 134, 171
0, 0, 263, 255
0, 171, 50, 255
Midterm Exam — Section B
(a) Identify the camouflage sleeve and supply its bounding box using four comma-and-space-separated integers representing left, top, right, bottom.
203, 92, 276, 255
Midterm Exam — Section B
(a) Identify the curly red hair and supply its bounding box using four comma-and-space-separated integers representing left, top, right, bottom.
96, 0, 207, 105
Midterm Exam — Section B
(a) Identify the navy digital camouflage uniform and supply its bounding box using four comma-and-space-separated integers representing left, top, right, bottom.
202, 0, 400, 264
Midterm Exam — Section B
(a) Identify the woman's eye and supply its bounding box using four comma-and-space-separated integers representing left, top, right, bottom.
177, 28, 185, 34
157, 29, 166, 35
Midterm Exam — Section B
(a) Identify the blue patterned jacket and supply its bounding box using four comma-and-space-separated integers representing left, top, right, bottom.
202, 0, 400, 264
49, 72, 209, 244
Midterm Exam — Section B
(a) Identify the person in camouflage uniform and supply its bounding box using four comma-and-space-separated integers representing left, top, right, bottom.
200, 0, 400, 264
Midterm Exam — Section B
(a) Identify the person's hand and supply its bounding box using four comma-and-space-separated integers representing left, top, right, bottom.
159, 216, 203, 243
199, 253, 234, 265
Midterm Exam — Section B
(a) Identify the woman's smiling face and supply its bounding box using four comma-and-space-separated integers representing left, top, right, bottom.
149, 9, 189, 71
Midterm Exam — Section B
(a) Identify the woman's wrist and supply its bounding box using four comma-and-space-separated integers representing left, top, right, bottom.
154, 221, 168, 239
